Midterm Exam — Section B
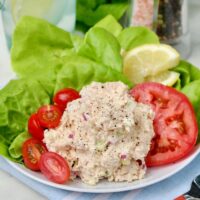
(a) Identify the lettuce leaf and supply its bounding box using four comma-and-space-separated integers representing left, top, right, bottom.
0, 79, 51, 161
172, 60, 200, 88
94, 15, 123, 37
11, 16, 74, 80
9, 132, 31, 159
78, 27, 122, 72
54, 55, 132, 93
118, 27, 160, 50
182, 80, 200, 113
0, 139, 10, 159
77, 0, 107, 10
70, 34, 84, 52
182, 80, 200, 137
173, 78, 182, 90
76, 1, 128, 28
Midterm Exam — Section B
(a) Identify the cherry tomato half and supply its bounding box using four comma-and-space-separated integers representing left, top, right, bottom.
37, 105, 62, 128
28, 113, 45, 140
22, 138, 47, 171
39, 152, 70, 184
130, 82, 198, 167
53, 88, 80, 110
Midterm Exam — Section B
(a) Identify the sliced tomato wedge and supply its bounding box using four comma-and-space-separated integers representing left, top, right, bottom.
28, 113, 45, 140
39, 152, 70, 184
130, 82, 198, 167
37, 105, 62, 128
22, 138, 47, 171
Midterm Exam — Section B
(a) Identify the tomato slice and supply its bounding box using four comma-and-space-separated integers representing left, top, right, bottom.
37, 105, 62, 128
22, 138, 47, 171
39, 152, 70, 184
53, 88, 80, 111
28, 113, 45, 140
130, 82, 198, 167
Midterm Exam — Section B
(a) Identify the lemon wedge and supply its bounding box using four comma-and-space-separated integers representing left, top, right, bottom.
123, 44, 180, 84
145, 71, 180, 86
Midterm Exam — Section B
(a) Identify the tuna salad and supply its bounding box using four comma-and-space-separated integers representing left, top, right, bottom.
44, 82, 155, 185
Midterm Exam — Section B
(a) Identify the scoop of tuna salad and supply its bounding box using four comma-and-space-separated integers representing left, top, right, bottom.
44, 82, 155, 185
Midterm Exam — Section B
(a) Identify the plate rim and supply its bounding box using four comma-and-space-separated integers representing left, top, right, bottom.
6, 146, 200, 193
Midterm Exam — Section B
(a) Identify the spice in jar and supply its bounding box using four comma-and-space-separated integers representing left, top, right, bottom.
131, 0, 154, 28
156, 0, 183, 43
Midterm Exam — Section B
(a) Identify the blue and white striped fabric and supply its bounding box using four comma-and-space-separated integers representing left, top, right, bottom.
1, 155, 200, 200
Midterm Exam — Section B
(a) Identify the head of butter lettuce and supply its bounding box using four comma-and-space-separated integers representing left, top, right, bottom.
1, 15, 200, 163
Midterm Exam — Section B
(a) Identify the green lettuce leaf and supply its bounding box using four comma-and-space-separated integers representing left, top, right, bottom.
78, 27, 122, 72
70, 34, 84, 52
0, 136, 10, 159
37, 78, 56, 98
77, 0, 107, 10
54, 55, 132, 93
94, 15, 123, 37
9, 132, 31, 159
118, 27, 160, 50
182, 80, 200, 113
75, 21, 90, 33
172, 60, 200, 88
0, 79, 51, 161
11, 16, 74, 80
77, 1, 128, 27
173, 78, 182, 90
182, 80, 200, 136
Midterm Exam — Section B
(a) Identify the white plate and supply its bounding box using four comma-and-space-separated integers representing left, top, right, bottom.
1, 60, 200, 193
2, 65, 200, 194
7, 145, 200, 193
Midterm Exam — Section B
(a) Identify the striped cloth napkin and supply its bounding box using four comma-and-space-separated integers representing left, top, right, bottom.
1, 155, 200, 200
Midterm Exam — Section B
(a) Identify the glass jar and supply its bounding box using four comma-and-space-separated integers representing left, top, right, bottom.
0, 0, 76, 48
127, 0, 190, 58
